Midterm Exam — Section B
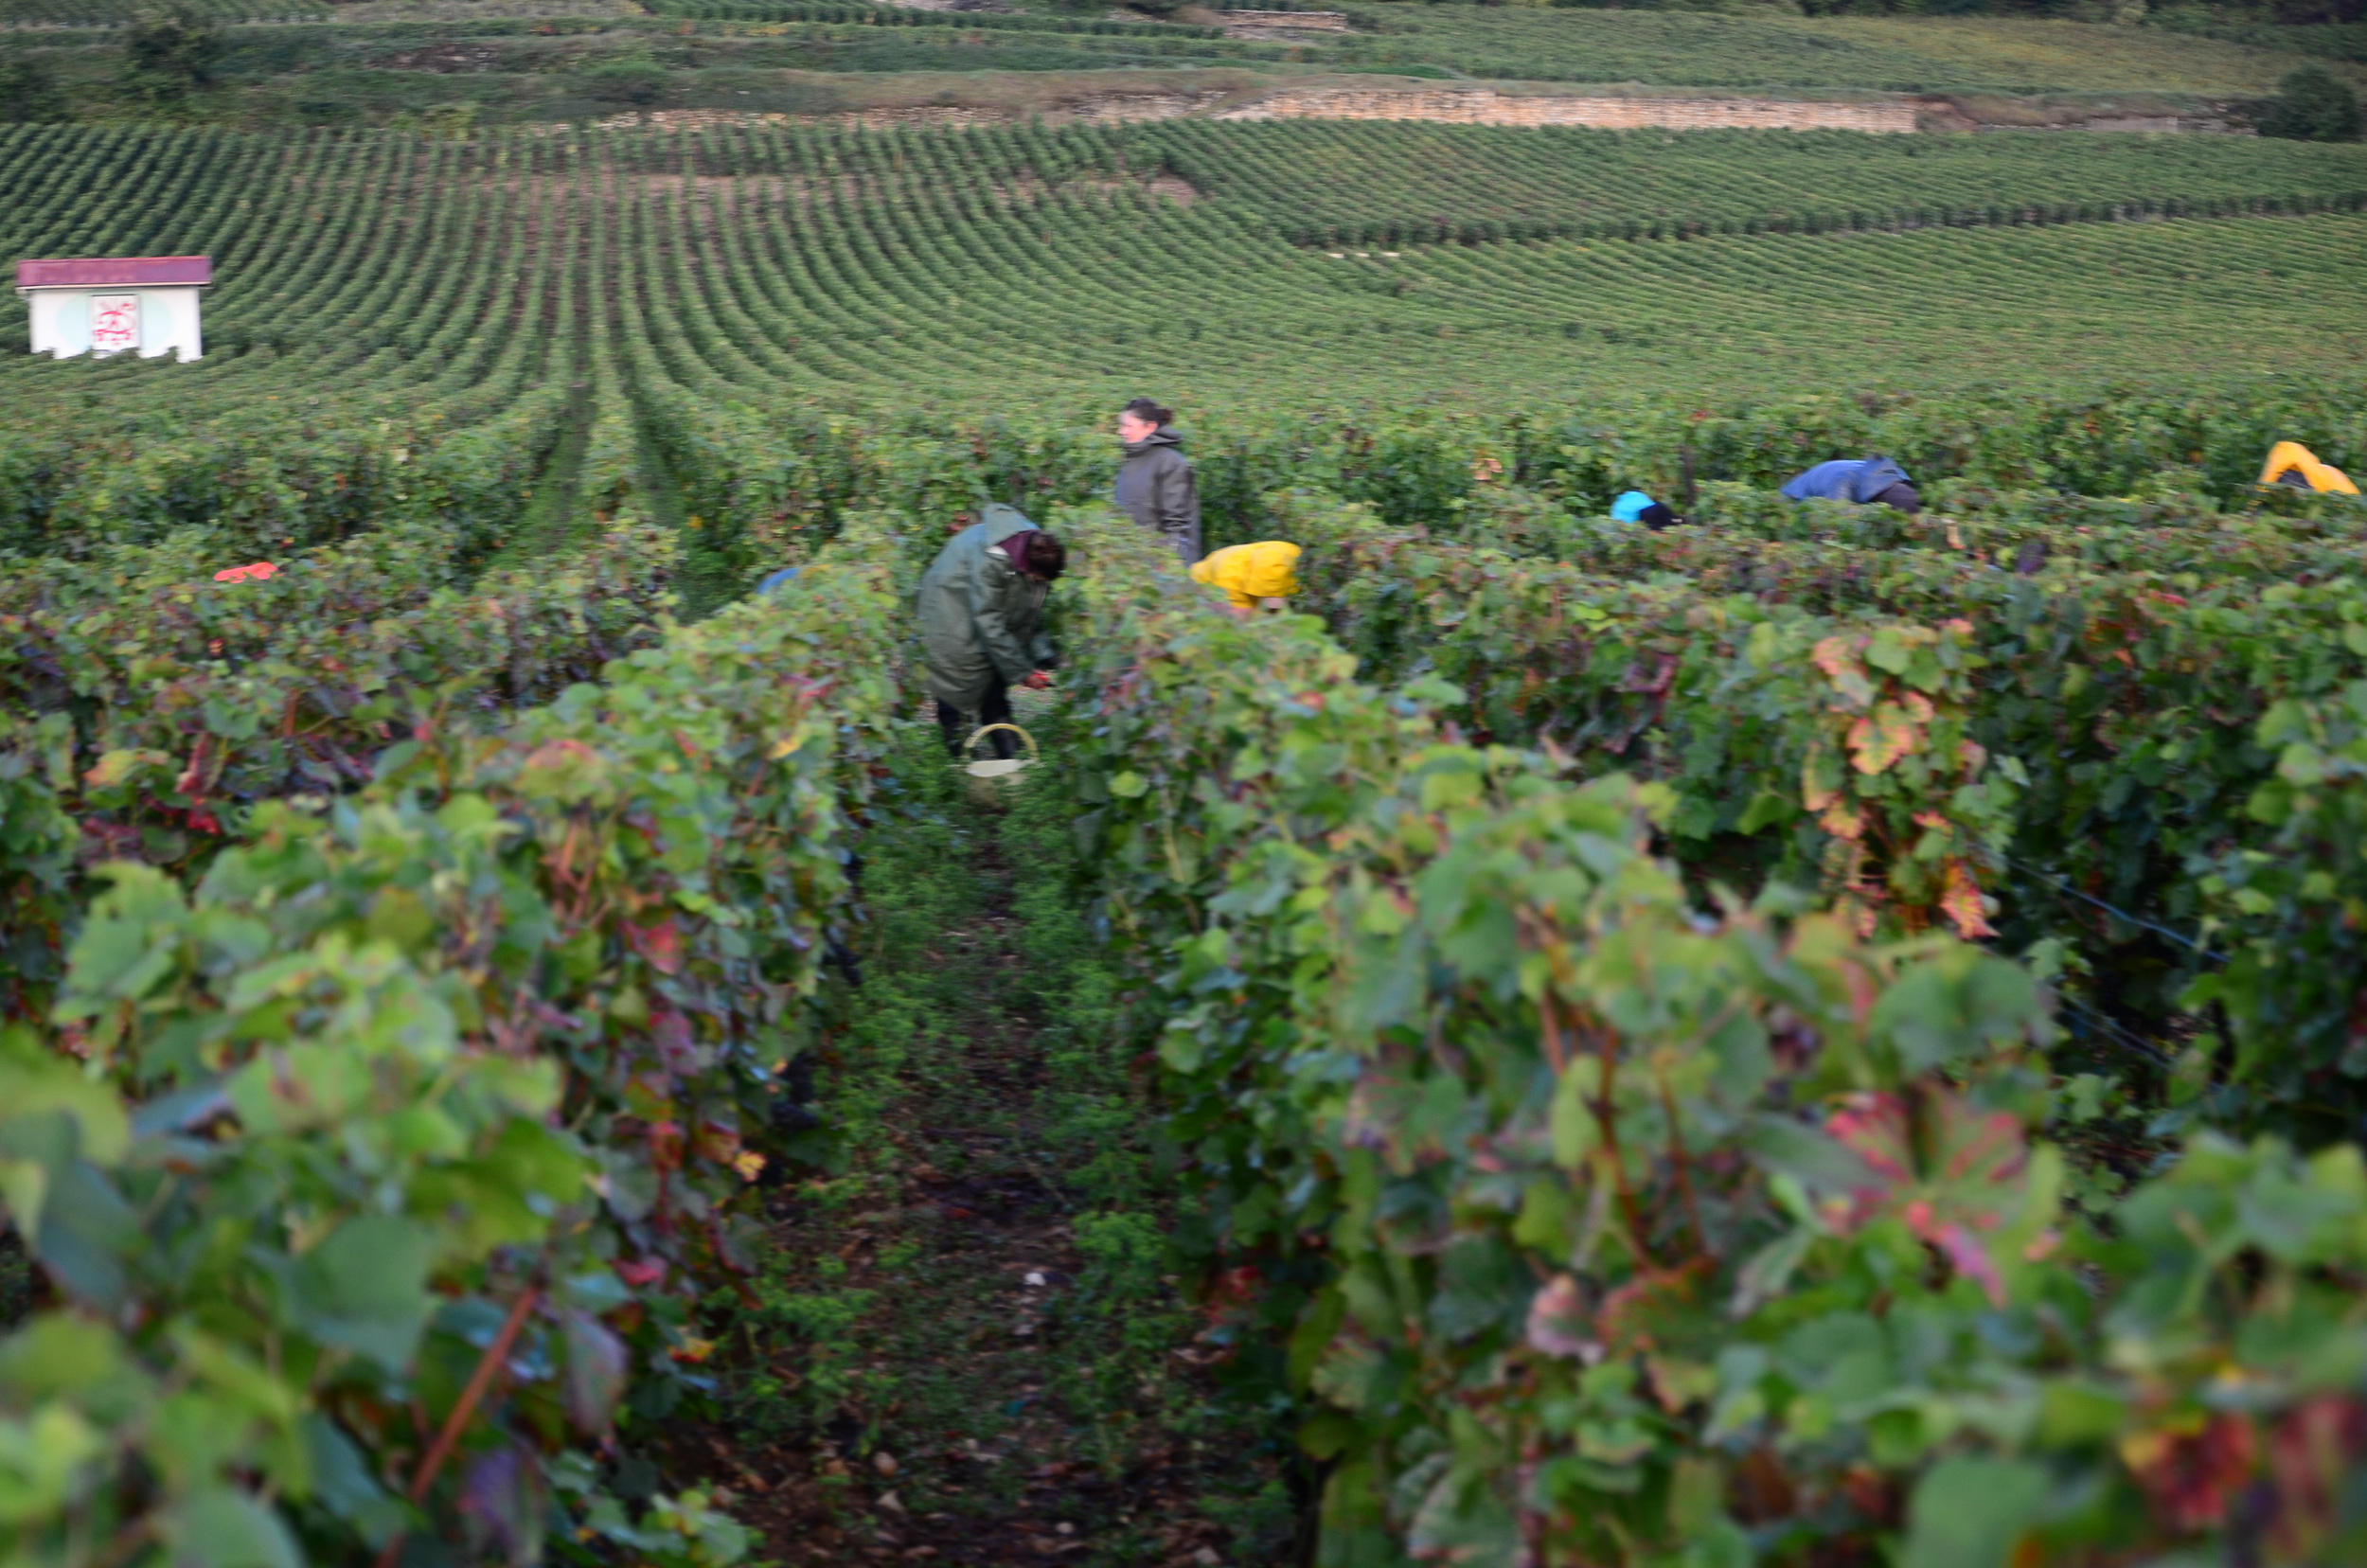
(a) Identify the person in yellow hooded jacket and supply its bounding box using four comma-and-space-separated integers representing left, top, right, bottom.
2259, 440, 2359, 496
1190, 540, 1302, 613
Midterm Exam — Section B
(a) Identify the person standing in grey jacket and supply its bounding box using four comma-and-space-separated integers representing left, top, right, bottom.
1113, 398, 1201, 564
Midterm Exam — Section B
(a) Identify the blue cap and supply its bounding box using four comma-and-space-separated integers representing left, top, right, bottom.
756, 566, 802, 596
1610, 490, 1657, 525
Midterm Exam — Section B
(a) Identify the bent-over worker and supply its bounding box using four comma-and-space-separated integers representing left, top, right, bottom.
2259, 440, 2359, 496
1190, 540, 1301, 612
917, 503, 1065, 760
1780, 455, 1921, 515
1611, 490, 1679, 529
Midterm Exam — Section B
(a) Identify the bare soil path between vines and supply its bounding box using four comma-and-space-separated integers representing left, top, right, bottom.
666, 775, 1301, 1567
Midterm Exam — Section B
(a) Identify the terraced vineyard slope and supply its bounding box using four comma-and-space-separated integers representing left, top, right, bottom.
5, 103, 2367, 1568
4, 1, 2361, 128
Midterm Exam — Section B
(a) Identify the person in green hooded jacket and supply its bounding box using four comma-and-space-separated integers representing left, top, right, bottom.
917, 503, 1065, 759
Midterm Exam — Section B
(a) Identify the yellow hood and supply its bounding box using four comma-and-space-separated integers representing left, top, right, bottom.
2259, 440, 2360, 496
1191, 541, 1303, 607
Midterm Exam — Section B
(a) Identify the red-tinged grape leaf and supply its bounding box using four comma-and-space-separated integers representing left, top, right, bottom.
625, 918, 683, 975
2269, 1396, 2367, 1559
647, 1119, 685, 1172
2121, 1413, 2258, 1533
1823, 1094, 1914, 1190
1940, 859, 1996, 940
1817, 1089, 2029, 1305
1924, 1218, 2007, 1307
1819, 802, 1867, 841
82, 748, 173, 789
650, 1006, 702, 1077
1596, 1259, 1714, 1359
1524, 1274, 1600, 1363
1813, 636, 1877, 709
1847, 706, 1920, 775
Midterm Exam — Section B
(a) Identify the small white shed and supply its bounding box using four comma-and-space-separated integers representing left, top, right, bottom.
15, 255, 212, 362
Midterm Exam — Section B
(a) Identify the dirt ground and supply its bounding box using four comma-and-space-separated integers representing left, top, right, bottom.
660, 757, 1305, 1567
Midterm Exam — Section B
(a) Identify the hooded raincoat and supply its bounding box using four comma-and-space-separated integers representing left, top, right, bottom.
1780, 456, 1913, 505
917, 504, 1054, 713
1115, 429, 1202, 563
2259, 441, 2359, 496
1190, 541, 1302, 607
1610, 490, 1659, 524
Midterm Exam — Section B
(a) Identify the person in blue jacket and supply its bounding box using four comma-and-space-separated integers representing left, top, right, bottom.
1780, 455, 1921, 514
1611, 490, 1679, 529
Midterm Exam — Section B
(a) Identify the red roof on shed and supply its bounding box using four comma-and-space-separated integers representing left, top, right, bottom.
14, 256, 212, 290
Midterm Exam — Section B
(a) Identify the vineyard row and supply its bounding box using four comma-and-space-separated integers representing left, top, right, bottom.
5, 433, 2367, 1568
1002, 507, 2367, 1568
6, 123, 2364, 565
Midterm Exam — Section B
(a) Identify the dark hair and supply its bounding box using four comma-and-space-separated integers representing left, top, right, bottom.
2014, 539, 2048, 577
1122, 397, 1173, 428
1874, 482, 1922, 516
1638, 502, 1678, 530
1024, 530, 1066, 581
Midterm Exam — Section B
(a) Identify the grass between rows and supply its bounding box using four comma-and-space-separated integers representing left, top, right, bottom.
665, 718, 1308, 1567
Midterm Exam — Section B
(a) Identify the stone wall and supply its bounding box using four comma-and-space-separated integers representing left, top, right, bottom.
599, 88, 1933, 134
2057, 115, 2245, 134
1061, 89, 1231, 122
1214, 87, 1919, 133
1219, 9, 1350, 29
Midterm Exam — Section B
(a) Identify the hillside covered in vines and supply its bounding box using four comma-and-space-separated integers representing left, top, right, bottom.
5, 57, 2367, 1568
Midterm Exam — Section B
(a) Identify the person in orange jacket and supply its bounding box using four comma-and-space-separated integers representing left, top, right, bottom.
2258, 440, 2359, 496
